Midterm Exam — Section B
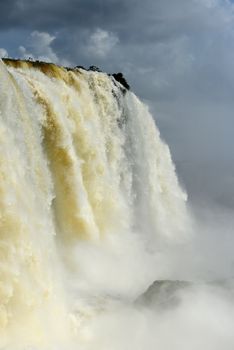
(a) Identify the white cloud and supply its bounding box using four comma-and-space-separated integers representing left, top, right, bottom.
0, 48, 8, 58
86, 28, 119, 58
19, 30, 59, 63
18, 31, 71, 66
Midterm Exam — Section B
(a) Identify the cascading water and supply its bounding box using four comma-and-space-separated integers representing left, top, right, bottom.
0, 58, 189, 349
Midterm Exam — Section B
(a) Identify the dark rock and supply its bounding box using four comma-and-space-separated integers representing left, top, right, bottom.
136, 280, 190, 310
88, 65, 102, 72
74, 65, 86, 70
112, 73, 130, 90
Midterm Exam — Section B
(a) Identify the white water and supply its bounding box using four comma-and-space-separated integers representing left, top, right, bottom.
2, 59, 232, 349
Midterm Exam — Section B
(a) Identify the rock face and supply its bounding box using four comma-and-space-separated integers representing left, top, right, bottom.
112, 72, 130, 90
136, 280, 190, 309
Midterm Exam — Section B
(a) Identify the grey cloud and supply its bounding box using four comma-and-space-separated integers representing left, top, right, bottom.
0, 0, 130, 30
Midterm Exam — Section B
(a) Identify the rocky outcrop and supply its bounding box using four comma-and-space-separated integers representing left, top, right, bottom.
88, 65, 102, 72
112, 72, 130, 90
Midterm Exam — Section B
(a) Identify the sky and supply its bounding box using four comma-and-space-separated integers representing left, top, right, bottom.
1, 0, 234, 208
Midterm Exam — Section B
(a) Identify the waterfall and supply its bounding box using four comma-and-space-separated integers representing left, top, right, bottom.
0, 59, 189, 349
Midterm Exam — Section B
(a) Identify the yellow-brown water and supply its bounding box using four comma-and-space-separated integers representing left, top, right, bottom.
0, 59, 189, 349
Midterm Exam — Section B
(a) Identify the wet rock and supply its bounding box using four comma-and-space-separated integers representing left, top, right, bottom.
88, 65, 102, 72
112, 73, 130, 90
74, 65, 86, 70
